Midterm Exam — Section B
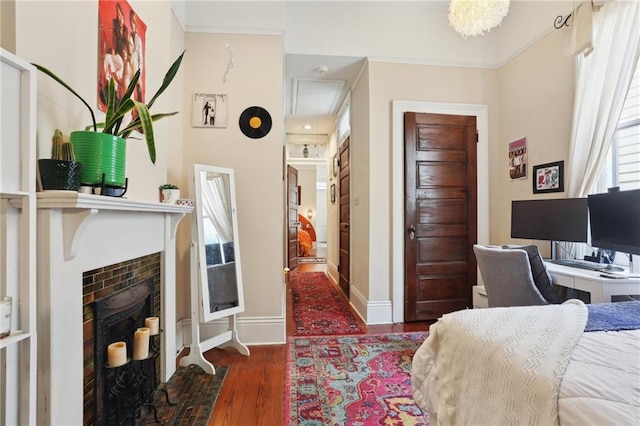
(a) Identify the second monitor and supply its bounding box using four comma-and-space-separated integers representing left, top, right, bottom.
511, 198, 589, 243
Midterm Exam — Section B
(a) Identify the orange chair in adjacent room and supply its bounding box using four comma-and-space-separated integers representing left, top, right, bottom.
298, 229, 312, 257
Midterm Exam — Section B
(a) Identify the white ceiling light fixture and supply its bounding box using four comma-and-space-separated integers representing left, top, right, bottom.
448, 0, 510, 38
303, 124, 312, 130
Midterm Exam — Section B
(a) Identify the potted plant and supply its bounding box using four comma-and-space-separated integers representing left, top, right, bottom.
38, 129, 84, 191
159, 183, 180, 204
32, 51, 185, 193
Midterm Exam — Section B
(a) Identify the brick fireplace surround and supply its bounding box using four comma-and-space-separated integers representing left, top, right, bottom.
83, 254, 161, 425
36, 192, 191, 425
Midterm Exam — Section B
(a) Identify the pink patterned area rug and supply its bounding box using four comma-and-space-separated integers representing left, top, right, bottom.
290, 271, 366, 336
286, 332, 430, 425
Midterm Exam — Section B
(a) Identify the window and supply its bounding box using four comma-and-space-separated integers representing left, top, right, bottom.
337, 96, 351, 142
596, 60, 640, 192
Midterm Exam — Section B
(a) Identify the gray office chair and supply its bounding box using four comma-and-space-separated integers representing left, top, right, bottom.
473, 244, 560, 307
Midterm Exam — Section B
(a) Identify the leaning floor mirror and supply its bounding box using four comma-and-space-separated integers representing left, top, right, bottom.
180, 164, 249, 375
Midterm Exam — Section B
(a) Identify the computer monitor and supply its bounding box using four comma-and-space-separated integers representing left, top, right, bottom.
588, 189, 640, 256
511, 198, 589, 242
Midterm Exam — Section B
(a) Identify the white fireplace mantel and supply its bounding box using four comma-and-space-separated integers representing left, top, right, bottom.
36, 191, 192, 425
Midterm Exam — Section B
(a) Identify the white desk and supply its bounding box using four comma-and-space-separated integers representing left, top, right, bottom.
546, 262, 640, 304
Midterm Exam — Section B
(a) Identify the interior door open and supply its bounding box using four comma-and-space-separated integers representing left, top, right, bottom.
404, 112, 477, 321
287, 165, 299, 269
338, 138, 350, 296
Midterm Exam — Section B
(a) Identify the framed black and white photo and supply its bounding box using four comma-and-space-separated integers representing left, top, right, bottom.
533, 161, 564, 194
192, 93, 228, 128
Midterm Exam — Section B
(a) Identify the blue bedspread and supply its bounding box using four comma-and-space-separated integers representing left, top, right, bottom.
585, 301, 640, 332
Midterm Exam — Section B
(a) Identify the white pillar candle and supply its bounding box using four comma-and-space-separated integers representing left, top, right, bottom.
133, 327, 150, 360
145, 316, 160, 336
107, 341, 127, 367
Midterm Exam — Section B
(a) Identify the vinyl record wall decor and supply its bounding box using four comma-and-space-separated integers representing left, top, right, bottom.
239, 106, 272, 139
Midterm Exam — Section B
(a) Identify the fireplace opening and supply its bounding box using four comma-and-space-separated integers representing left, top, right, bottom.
82, 253, 161, 425
93, 278, 157, 425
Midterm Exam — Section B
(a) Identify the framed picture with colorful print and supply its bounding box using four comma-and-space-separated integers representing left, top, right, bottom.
533, 161, 564, 194
98, 0, 146, 112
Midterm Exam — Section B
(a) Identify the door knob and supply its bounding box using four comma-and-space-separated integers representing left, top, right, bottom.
408, 225, 415, 240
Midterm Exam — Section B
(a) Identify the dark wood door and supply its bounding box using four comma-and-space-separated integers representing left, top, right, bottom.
404, 112, 477, 321
338, 138, 350, 297
287, 165, 299, 270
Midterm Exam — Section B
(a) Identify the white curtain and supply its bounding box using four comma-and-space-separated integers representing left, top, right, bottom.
202, 175, 234, 243
566, 0, 640, 198
561, 0, 640, 261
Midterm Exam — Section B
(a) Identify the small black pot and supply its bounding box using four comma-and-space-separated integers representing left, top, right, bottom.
38, 159, 84, 191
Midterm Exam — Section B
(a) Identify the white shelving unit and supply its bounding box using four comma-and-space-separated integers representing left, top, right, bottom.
1, 48, 37, 425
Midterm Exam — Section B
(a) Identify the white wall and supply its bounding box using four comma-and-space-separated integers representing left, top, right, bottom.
315, 165, 328, 242
16, 1, 179, 202
497, 29, 575, 257
345, 28, 575, 322
168, 10, 189, 325
11, 0, 577, 339
185, 1, 573, 69
182, 32, 285, 343
298, 167, 317, 231
364, 62, 499, 311
15, 2, 286, 344
326, 130, 340, 281
0, 0, 16, 52
348, 63, 371, 301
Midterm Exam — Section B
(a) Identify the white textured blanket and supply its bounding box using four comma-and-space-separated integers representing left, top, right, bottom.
412, 300, 588, 426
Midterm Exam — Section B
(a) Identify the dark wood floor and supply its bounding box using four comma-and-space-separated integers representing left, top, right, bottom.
200, 262, 431, 425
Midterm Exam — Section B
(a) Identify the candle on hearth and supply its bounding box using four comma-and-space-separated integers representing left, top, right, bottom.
133, 327, 150, 360
145, 316, 160, 336
107, 341, 127, 367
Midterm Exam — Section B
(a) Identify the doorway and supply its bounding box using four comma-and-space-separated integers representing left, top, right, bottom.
392, 101, 490, 322
403, 112, 477, 321
287, 162, 329, 266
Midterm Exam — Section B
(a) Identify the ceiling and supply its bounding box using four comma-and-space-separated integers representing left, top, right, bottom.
176, 0, 574, 142
284, 54, 365, 140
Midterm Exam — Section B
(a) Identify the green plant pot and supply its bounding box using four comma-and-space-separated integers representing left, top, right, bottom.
70, 131, 126, 187
38, 159, 84, 191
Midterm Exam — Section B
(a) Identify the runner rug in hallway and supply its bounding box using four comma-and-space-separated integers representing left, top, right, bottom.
285, 332, 430, 425
290, 271, 366, 336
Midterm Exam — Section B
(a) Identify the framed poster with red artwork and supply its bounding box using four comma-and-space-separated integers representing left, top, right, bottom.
98, 0, 146, 112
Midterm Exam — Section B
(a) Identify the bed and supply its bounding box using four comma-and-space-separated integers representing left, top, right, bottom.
411, 300, 640, 425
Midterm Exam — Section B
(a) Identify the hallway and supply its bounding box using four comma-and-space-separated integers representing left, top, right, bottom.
203, 262, 430, 425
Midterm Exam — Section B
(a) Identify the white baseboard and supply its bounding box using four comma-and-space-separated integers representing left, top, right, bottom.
175, 315, 286, 353
349, 285, 393, 324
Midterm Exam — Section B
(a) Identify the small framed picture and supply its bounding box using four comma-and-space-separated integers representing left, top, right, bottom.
533, 161, 564, 194
192, 93, 228, 128
332, 153, 339, 177
330, 184, 336, 204
508, 137, 527, 180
